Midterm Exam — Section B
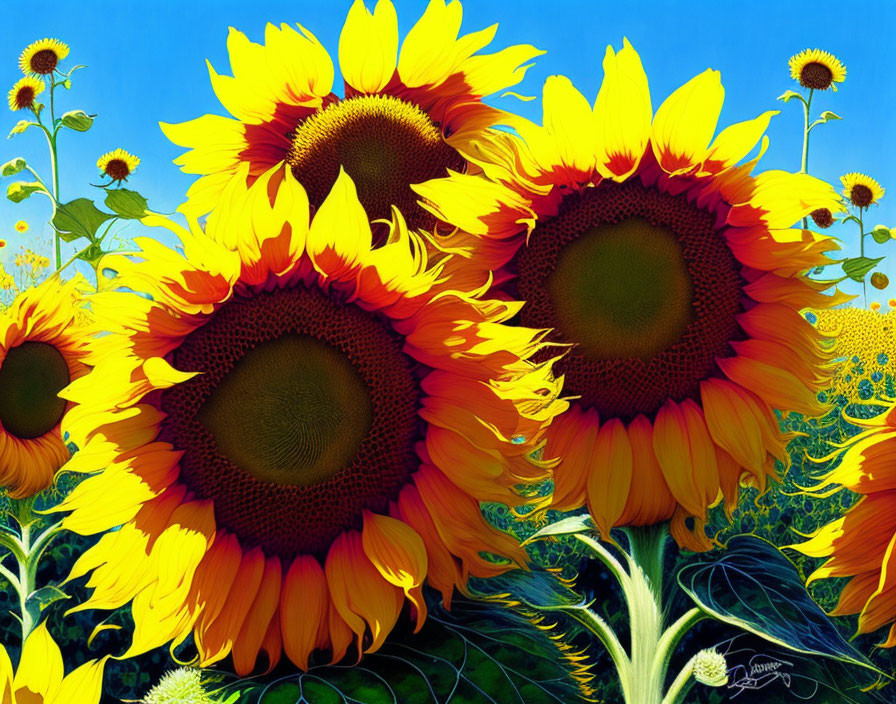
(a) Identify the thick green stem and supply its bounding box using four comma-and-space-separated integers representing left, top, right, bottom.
661, 655, 696, 704
800, 88, 814, 230
859, 208, 867, 305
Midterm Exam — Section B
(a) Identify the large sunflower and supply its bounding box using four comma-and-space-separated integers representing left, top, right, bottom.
0, 622, 107, 704
54, 168, 564, 674
414, 39, 848, 550
0, 275, 92, 498
792, 405, 896, 646
162, 0, 542, 241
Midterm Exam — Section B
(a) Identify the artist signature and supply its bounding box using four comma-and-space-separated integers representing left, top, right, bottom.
715, 636, 820, 701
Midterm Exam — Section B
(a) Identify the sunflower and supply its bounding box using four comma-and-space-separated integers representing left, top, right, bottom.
97, 148, 140, 183
14, 221, 28, 233
789, 49, 846, 91
791, 404, 896, 646
0, 622, 107, 704
841, 172, 884, 208
0, 275, 92, 498
7, 77, 44, 112
161, 0, 542, 241
414, 39, 847, 550
54, 168, 564, 674
19, 38, 69, 76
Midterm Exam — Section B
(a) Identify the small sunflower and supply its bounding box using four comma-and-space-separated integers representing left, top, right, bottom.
97, 148, 140, 183
871, 272, 889, 290
162, 0, 543, 240
0, 621, 107, 704
14, 221, 28, 233
7, 77, 43, 112
415, 38, 847, 550
54, 168, 564, 674
792, 404, 896, 646
841, 172, 884, 208
789, 49, 846, 91
0, 275, 92, 497
0, 241, 6, 249
19, 38, 69, 76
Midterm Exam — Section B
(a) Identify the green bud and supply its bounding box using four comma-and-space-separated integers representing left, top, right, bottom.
6, 181, 44, 203
1, 157, 27, 177
693, 649, 728, 687
60, 110, 95, 132
62, 79, 72, 90
777, 90, 802, 103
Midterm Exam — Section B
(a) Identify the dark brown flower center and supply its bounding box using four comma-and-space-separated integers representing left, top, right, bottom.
512, 180, 744, 421
799, 62, 834, 90
871, 272, 889, 290
0, 341, 70, 439
104, 159, 131, 181
15, 87, 35, 110
30, 49, 59, 75
850, 184, 874, 208
810, 208, 834, 228
286, 95, 464, 244
158, 284, 423, 559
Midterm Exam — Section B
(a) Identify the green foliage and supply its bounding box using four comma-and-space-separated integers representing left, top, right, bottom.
52, 198, 114, 242
842, 256, 885, 281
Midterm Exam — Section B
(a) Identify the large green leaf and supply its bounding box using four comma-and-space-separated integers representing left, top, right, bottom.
842, 256, 884, 282
225, 587, 589, 704
52, 198, 114, 243
678, 535, 881, 674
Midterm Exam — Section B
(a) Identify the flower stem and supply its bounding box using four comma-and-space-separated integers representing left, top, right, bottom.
800, 88, 815, 230
0, 496, 64, 642
859, 208, 867, 305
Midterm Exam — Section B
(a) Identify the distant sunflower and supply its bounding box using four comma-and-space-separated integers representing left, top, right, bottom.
55, 168, 564, 674
161, 0, 542, 241
19, 38, 69, 76
789, 49, 846, 91
0, 622, 107, 704
97, 148, 140, 183
415, 38, 847, 550
841, 172, 884, 208
792, 404, 896, 646
7, 77, 43, 111
14, 221, 28, 233
0, 275, 91, 498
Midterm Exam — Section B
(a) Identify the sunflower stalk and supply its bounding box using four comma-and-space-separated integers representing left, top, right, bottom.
0, 495, 65, 642
569, 524, 707, 704
799, 88, 814, 229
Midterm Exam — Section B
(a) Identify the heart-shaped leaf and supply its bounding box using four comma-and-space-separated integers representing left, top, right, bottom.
52, 198, 114, 243
678, 535, 881, 673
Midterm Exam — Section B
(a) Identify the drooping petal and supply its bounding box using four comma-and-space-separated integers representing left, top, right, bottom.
586, 417, 633, 537
232, 556, 282, 675
13, 621, 64, 702
281, 555, 328, 671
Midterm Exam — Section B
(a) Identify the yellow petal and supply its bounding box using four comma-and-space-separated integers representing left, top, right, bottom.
307, 168, 371, 277
362, 511, 428, 631
651, 68, 723, 175
48, 658, 108, 704
540, 75, 596, 175
142, 357, 198, 388
652, 400, 704, 516
456, 43, 544, 98
398, 0, 464, 88
700, 378, 766, 478
0, 641, 13, 704
264, 22, 335, 100
13, 621, 64, 702
716, 355, 823, 416
699, 111, 777, 175
594, 38, 651, 181
339, 0, 398, 93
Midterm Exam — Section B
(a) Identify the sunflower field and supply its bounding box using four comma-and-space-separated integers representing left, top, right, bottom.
0, 2, 895, 703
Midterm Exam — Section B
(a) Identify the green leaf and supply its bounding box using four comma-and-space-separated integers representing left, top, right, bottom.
777, 90, 803, 103
7, 120, 35, 138
842, 256, 884, 282
6, 181, 44, 203
224, 586, 588, 704
59, 110, 95, 132
1, 157, 27, 177
871, 226, 892, 244
819, 110, 842, 122
678, 535, 882, 674
105, 188, 149, 219
522, 513, 595, 545
52, 198, 114, 243
23, 585, 69, 629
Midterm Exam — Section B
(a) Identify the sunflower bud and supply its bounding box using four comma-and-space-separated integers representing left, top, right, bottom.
871, 272, 889, 290
1, 157, 26, 177
142, 668, 213, 704
60, 110, 94, 132
693, 649, 728, 687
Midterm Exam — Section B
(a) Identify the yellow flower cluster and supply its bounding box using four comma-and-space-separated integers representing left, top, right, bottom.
14, 247, 50, 272
812, 306, 895, 401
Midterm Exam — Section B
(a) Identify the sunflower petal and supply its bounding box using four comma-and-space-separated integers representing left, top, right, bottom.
13, 621, 64, 702
339, 0, 398, 94
586, 418, 633, 537
281, 555, 328, 670
652, 68, 724, 175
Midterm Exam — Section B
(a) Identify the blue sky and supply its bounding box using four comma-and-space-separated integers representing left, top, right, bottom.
0, 0, 893, 300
